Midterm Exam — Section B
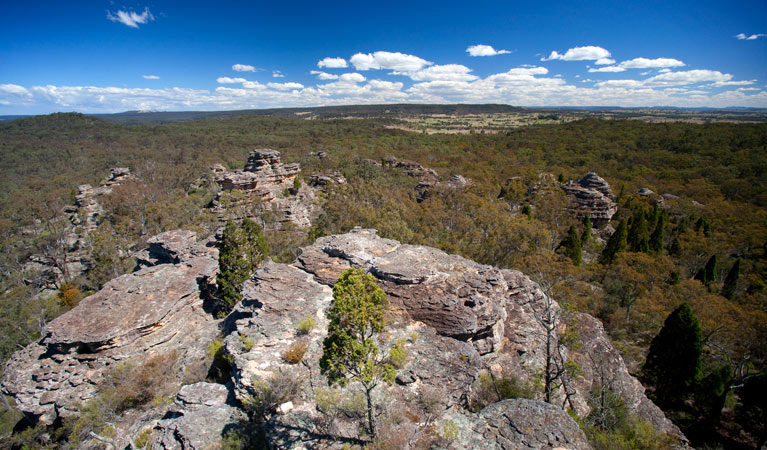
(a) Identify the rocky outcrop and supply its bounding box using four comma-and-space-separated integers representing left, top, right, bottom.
380, 155, 471, 202
4, 228, 684, 447
308, 171, 347, 190
448, 399, 591, 449
562, 173, 618, 228
220, 229, 683, 448
152, 382, 246, 450
2, 231, 221, 425
209, 149, 317, 229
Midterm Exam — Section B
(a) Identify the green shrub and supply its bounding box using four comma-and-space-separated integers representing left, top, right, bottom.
296, 316, 316, 335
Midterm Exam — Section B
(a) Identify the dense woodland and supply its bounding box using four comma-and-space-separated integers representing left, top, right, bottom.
0, 111, 766, 449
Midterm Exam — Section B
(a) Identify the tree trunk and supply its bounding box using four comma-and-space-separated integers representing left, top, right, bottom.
365, 384, 376, 437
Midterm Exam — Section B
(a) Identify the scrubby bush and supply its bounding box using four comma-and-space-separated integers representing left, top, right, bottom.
243, 370, 302, 422
283, 340, 308, 364
296, 316, 316, 335
470, 371, 535, 412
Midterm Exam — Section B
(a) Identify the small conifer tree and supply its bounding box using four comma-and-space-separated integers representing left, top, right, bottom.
720, 258, 740, 300
565, 225, 582, 266
599, 219, 627, 265
320, 268, 394, 437
641, 303, 702, 409
649, 211, 666, 254
216, 218, 268, 311
628, 211, 649, 253
582, 214, 592, 243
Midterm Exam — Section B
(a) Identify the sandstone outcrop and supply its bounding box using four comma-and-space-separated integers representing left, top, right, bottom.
308, 171, 347, 189
4, 228, 684, 448
209, 149, 317, 229
562, 172, 618, 228
380, 155, 471, 202
152, 382, 246, 450
223, 228, 683, 448
2, 230, 221, 425
448, 399, 591, 449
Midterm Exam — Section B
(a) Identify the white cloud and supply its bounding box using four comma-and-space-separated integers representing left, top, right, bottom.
242, 81, 266, 89
267, 82, 304, 91
466, 44, 511, 56
107, 7, 154, 28
595, 58, 616, 65
350, 51, 432, 72
310, 70, 339, 80
317, 57, 348, 68
232, 64, 258, 72
542, 46, 612, 62
0, 84, 31, 95
589, 66, 626, 73
142, 75, 160, 80
736, 33, 767, 40
659, 68, 671, 73
339, 73, 366, 83
368, 80, 404, 91
645, 69, 733, 86
619, 57, 685, 69
595, 79, 645, 89
272, 71, 284, 78
217, 77, 247, 84
398, 64, 478, 82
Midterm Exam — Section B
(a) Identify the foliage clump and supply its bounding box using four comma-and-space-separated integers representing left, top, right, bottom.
320, 267, 394, 437
216, 218, 269, 311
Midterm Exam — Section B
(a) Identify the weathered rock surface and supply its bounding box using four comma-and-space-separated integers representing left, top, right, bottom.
152, 382, 246, 450
562, 172, 618, 228
209, 149, 317, 229
222, 229, 683, 448
450, 399, 592, 449
380, 155, 471, 202
26, 168, 135, 287
308, 171, 347, 190
2, 231, 221, 425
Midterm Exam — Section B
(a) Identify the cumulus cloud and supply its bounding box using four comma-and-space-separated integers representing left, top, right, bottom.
317, 57, 348, 68
736, 33, 767, 40
595, 58, 616, 65
310, 70, 339, 80
397, 64, 478, 82
272, 71, 284, 78
0, 84, 30, 95
368, 80, 404, 91
645, 69, 733, 86
267, 82, 304, 90
217, 77, 247, 84
589, 66, 626, 73
542, 46, 612, 62
107, 7, 154, 28
350, 51, 432, 72
339, 73, 366, 83
466, 44, 511, 56
142, 75, 160, 80
619, 57, 685, 69
232, 64, 258, 72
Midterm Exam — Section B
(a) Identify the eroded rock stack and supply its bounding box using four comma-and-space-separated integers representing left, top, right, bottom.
562, 172, 618, 228
380, 155, 472, 202
210, 149, 316, 229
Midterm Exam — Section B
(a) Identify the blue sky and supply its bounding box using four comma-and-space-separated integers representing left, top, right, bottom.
1, 0, 765, 114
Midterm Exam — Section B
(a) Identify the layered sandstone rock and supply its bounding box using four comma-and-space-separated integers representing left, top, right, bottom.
2, 231, 220, 425
562, 172, 618, 228
210, 149, 316, 229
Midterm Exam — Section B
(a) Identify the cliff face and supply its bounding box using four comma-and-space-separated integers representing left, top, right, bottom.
3, 229, 684, 449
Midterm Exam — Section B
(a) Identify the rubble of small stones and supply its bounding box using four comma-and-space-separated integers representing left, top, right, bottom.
2, 230, 221, 425
562, 172, 618, 228
209, 149, 317, 229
